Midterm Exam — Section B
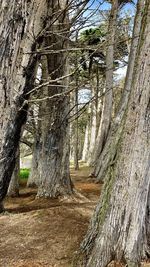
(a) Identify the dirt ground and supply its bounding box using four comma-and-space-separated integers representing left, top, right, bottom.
0, 165, 149, 267
0, 165, 101, 267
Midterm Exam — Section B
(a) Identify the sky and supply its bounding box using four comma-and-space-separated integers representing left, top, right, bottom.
85, 0, 137, 79
87, 0, 137, 17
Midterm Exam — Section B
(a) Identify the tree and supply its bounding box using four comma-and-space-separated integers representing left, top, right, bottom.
0, 0, 53, 212
35, 1, 74, 198
75, 0, 150, 266
92, 0, 119, 168
7, 148, 20, 197
93, 0, 144, 181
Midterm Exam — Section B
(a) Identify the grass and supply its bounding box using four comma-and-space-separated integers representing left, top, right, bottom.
20, 168, 30, 180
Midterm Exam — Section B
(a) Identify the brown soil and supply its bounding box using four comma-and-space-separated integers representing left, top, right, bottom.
0, 165, 101, 267
1, 165, 149, 267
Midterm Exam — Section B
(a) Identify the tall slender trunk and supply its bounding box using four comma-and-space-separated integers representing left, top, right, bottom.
82, 122, 90, 162
74, 86, 79, 170
74, 34, 79, 170
0, 0, 52, 212
75, 1, 150, 266
93, 0, 119, 167
87, 85, 97, 166
93, 0, 144, 181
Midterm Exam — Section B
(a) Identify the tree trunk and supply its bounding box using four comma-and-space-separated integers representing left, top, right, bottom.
75, 1, 150, 266
0, 0, 52, 211
82, 122, 90, 162
92, 0, 119, 168
87, 85, 98, 166
37, 88, 73, 198
93, 0, 144, 181
27, 135, 40, 188
37, 1, 73, 198
7, 148, 20, 197
74, 86, 79, 170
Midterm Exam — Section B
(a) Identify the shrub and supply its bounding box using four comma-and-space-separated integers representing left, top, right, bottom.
19, 168, 30, 180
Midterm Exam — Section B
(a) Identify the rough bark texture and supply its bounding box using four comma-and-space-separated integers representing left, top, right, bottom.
92, 0, 119, 168
75, 1, 150, 266
93, 0, 144, 181
36, 0, 73, 198
0, 0, 52, 211
7, 148, 20, 197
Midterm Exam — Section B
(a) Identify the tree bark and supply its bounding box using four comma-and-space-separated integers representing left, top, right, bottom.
87, 85, 98, 166
93, 0, 144, 181
27, 135, 40, 188
82, 122, 90, 162
92, 0, 119, 168
7, 148, 20, 197
37, 1, 73, 198
75, 1, 150, 266
0, 0, 53, 211
74, 86, 79, 170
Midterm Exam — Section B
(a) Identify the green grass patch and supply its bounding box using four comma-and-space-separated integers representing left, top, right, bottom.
19, 168, 30, 180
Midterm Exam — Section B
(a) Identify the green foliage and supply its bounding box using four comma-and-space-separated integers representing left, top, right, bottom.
80, 25, 107, 45
19, 168, 30, 180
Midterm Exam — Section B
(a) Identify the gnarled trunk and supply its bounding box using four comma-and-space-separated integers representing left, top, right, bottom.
76, 1, 150, 266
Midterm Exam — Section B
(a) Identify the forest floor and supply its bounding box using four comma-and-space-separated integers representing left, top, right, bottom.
0, 164, 150, 267
0, 164, 101, 267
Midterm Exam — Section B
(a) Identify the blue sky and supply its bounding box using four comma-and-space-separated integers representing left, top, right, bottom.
88, 0, 137, 13
85, 0, 137, 79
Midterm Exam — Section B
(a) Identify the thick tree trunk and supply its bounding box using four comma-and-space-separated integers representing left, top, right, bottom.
7, 148, 20, 197
37, 89, 73, 198
75, 1, 150, 266
37, 1, 73, 198
0, 0, 52, 211
93, 0, 144, 181
92, 0, 119, 168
